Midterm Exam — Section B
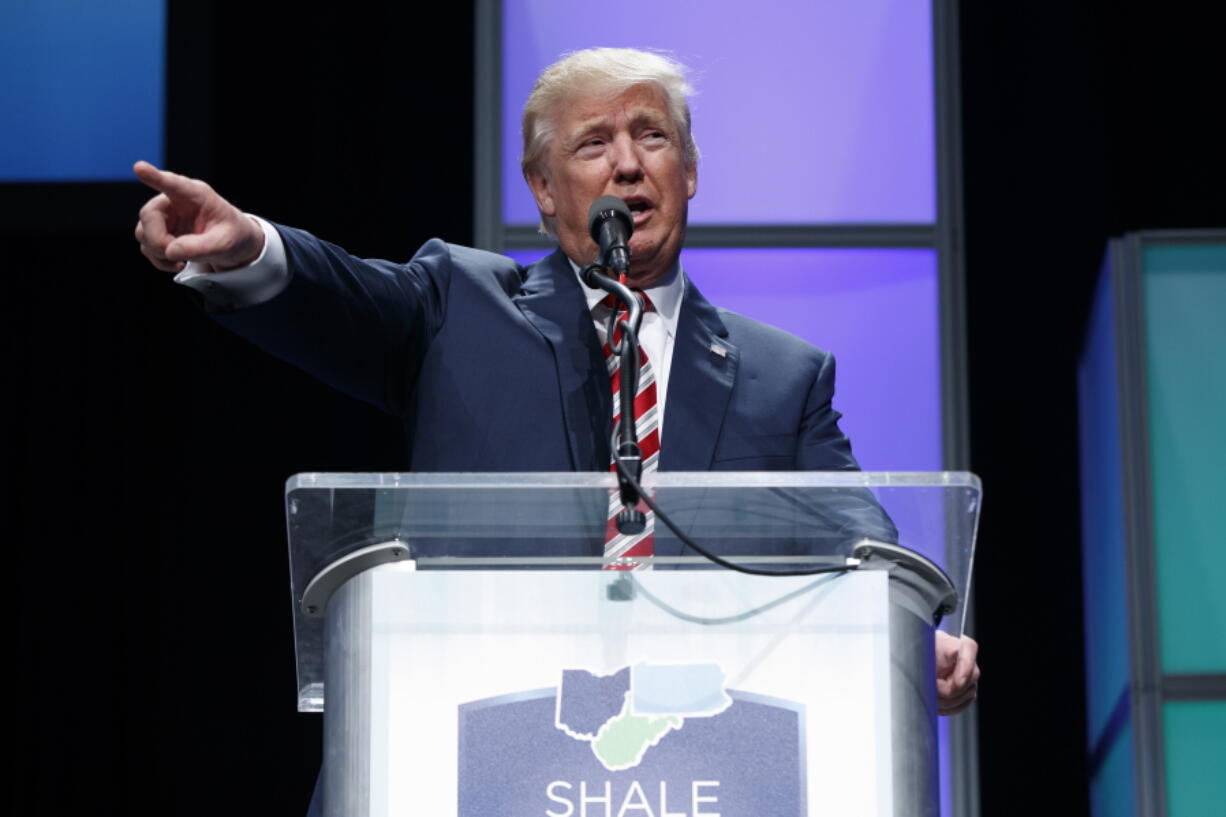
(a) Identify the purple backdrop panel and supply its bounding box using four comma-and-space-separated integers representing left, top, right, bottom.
501, 0, 935, 225
507, 247, 943, 471
684, 248, 942, 470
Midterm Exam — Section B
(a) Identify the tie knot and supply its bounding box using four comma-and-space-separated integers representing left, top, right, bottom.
600, 291, 654, 313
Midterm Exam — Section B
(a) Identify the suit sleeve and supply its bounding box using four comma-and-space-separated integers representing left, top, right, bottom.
796, 350, 860, 471
209, 225, 454, 416
796, 350, 900, 544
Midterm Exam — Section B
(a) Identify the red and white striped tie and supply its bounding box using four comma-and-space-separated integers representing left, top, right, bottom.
601, 293, 658, 570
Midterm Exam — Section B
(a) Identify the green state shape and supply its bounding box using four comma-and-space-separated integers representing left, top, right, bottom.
591, 700, 681, 770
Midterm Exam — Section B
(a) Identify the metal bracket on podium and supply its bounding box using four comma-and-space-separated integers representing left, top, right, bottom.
853, 539, 959, 625
301, 540, 414, 617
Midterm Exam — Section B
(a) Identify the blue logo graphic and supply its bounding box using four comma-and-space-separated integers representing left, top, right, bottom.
458, 664, 806, 816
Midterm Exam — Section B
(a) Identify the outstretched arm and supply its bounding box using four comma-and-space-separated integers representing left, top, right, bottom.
132, 161, 455, 414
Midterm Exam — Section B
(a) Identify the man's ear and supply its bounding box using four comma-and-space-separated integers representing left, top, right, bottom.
525, 169, 556, 217
686, 163, 698, 200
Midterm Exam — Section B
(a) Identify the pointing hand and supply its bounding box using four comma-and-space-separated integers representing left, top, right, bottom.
133, 161, 264, 273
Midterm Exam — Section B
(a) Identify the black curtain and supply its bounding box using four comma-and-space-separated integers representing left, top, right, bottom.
10, 3, 473, 814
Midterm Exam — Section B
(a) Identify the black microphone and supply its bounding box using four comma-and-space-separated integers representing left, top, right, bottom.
587, 195, 633, 277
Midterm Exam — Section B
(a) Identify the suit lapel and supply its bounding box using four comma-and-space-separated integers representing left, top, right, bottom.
513, 249, 611, 471
660, 277, 738, 471
653, 278, 738, 558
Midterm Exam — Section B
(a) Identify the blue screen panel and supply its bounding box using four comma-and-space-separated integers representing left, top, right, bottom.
1164, 701, 1226, 817
1142, 244, 1226, 674
1091, 719, 1137, 817
507, 247, 943, 472
1077, 254, 1133, 747
502, 0, 935, 226
0, 0, 164, 181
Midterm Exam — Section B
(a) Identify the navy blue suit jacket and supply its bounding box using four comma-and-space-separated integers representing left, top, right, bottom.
214, 225, 862, 477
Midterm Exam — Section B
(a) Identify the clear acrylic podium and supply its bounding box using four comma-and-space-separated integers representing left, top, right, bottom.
286, 472, 980, 817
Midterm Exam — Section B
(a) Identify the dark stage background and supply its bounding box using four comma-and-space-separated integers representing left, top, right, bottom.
8, 2, 1224, 815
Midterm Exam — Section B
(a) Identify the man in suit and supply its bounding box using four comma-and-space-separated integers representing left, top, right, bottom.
133, 47, 978, 714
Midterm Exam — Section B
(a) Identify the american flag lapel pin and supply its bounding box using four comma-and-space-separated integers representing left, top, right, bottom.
709, 342, 727, 358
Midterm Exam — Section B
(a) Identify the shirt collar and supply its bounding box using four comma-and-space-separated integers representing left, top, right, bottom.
567, 257, 686, 339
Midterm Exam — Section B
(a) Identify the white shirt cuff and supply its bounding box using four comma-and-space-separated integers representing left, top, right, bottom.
173, 216, 289, 308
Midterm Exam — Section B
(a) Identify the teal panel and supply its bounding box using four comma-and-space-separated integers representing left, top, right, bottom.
1163, 700, 1226, 816
1078, 254, 1133, 743
1142, 243, 1226, 674
1091, 719, 1137, 817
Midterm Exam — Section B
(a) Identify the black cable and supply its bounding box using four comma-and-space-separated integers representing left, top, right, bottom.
612, 457, 861, 578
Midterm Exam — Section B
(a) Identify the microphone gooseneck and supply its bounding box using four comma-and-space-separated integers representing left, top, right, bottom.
583, 196, 644, 536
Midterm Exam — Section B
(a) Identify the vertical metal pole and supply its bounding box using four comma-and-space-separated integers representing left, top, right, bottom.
1114, 235, 1168, 817
889, 588, 941, 817
933, 2, 979, 816
473, 0, 503, 252
322, 574, 374, 817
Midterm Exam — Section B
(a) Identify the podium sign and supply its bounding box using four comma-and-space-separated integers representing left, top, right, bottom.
286, 472, 981, 817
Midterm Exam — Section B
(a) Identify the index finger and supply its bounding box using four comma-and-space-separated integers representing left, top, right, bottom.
133, 160, 208, 204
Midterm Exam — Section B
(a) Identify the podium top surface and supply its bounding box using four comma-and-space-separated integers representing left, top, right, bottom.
283, 471, 981, 709
287, 470, 981, 490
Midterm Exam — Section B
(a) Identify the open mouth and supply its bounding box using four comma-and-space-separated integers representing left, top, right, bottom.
624, 197, 654, 223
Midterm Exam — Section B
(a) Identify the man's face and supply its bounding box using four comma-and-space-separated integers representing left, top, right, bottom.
526, 84, 697, 288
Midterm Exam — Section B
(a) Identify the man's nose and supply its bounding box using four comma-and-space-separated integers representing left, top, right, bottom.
609, 134, 644, 183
